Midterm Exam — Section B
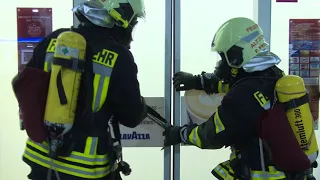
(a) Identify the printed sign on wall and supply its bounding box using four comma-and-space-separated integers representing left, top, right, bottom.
17, 8, 53, 129
289, 19, 320, 129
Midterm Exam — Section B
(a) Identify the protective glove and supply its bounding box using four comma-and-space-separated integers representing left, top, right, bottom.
163, 125, 183, 148
173, 72, 202, 91
200, 72, 221, 94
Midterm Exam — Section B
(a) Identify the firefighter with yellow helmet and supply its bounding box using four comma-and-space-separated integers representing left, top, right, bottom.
12, 0, 147, 179
164, 17, 318, 180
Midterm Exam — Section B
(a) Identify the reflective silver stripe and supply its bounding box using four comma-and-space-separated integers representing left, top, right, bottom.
93, 76, 105, 112
192, 130, 197, 144
28, 139, 108, 163
215, 122, 224, 133
214, 165, 227, 177
92, 62, 113, 112
90, 137, 98, 155
213, 161, 286, 180
187, 127, 201, 147
24, 150, 110, 177
45, 52, 54, 71
251, 171, 286, 179
221, 84, 226, 93
214, 112, 225, 134
93, 62, 112, 76
263, 101, 271, 110
221, 84, 229, 93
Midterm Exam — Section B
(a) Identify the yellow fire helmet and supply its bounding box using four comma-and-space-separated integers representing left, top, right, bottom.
211, 17, 268, 69
73, 0, 146, 29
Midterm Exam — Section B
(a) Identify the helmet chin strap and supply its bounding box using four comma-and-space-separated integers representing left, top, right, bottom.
223, 68, 239, 85
231, 68, 238, 78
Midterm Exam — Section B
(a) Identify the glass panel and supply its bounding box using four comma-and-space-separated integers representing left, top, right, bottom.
180, 0, 255, 179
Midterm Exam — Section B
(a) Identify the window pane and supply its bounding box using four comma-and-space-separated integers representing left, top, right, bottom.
122, 0, 165, 179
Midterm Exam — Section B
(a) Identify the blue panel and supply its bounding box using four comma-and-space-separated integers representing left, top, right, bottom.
17, 38, 43, 42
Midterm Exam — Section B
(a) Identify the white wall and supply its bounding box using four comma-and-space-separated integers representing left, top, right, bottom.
0, 1, 72, 179
271, 0, 320, 179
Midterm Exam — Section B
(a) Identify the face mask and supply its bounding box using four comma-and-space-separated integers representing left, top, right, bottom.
214, 59, 232, 82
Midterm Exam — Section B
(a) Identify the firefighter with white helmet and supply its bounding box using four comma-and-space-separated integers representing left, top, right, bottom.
12, 0, 147, 179
165, 17, 318, 179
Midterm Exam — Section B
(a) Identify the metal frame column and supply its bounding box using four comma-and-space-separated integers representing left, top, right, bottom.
164, 0, 173, 179
254, 0, 272, 49
172, 0, 181, 180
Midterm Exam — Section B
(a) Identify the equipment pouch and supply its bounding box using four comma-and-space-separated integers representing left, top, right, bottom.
257, 103, 310, 172
12, 67, 50, 143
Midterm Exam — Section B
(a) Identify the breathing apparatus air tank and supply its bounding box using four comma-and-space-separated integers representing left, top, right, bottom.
43, 31, 86, 156
275, 75, 318, 164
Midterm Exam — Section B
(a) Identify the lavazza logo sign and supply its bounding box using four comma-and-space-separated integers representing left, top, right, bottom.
121, 131, 151, 140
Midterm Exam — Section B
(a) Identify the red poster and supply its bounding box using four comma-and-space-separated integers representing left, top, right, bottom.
276, 0, 297, 2
17, 8, 52, 71
17, 8, 52, 129
289, 19, 320, 124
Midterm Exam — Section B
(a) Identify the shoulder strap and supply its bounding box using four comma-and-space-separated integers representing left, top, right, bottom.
283, 93, 309, 111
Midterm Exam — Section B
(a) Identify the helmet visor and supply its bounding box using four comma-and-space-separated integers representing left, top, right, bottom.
73, 2, 115, 28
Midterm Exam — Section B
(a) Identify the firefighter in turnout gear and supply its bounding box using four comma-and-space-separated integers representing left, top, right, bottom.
12, 0, 147, 179
164, 17, 318, 180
